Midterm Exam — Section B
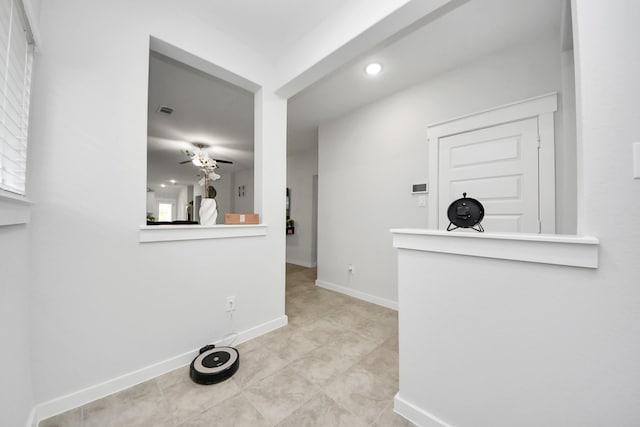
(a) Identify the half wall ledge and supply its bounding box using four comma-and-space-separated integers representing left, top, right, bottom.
139, 224, 267, 243
390, 229, 599, 269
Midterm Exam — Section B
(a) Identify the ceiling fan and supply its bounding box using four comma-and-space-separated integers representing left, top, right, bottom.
179, 143, 233, 165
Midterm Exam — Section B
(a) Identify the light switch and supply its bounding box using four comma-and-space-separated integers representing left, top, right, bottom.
634, 142, 640, 179
418, 196, 426, 207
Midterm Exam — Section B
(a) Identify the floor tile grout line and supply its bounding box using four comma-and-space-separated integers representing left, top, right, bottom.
236, 389, 274, 427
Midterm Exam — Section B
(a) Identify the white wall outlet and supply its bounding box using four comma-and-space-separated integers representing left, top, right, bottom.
418, 195, 427, 207
226, 296, 236, 312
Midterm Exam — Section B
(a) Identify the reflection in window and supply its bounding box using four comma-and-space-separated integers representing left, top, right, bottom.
146, 45, 255, 225
158, 203, 173, 222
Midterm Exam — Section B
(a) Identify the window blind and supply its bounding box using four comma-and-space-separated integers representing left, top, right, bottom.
0, 0, 33, 196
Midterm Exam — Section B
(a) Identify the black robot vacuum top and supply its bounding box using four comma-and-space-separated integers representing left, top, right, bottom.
190, 344, 240, 385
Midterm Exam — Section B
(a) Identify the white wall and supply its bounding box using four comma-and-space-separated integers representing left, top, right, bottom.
231, 168, 255, 214
0, 0, 41, 425
0, 226, 34, 427
396, 248, 605, 427
395, 1, 640, 425
558, 49, 577, 234
318, 34, 566, 306
286, 143, 318, 267
27, 0, 286, 413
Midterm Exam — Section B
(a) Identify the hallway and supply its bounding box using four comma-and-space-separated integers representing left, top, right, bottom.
41, 264, 409, 426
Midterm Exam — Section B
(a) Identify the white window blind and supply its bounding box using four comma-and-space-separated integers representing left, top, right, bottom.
0, 0, 33, 196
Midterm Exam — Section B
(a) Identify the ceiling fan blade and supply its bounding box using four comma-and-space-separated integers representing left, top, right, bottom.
213, 159, 233, 164
179, 160, 192, 164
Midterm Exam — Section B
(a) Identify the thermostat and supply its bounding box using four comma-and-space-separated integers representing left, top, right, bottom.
412, 183, 428, 194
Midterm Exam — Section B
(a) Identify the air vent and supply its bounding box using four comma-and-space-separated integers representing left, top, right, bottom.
156, 105, 174, 115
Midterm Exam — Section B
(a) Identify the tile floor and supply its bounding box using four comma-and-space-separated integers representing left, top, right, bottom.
40, 264, 414, 427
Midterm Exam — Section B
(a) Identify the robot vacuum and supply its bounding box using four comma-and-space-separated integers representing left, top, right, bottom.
190, 344, 240, 385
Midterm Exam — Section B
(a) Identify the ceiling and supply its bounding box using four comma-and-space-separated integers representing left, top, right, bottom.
185, 0, 353, 60
287, 0, 563, 153
147, 52, 254, 192
147, 0, 563, 192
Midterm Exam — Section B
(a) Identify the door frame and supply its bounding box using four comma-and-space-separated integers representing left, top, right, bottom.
427, 92, 558, 233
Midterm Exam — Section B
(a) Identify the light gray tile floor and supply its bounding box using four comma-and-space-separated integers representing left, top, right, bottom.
40, 264, 414, 427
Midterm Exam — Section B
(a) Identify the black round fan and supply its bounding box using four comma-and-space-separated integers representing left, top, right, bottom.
446, 192, 485, 232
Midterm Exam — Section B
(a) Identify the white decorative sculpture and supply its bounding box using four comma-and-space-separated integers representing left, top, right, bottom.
184, 145, 222, 225
199, 198, 218, 225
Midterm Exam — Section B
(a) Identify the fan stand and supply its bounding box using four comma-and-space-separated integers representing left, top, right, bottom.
447, 222, 484, 232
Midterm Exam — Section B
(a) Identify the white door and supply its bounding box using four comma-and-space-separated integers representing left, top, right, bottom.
438, 118, 540, 233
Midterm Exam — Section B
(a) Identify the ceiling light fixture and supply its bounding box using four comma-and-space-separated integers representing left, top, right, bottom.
160, 184, 166, 188
170, 179, 176, 184
365, 63, 382, 76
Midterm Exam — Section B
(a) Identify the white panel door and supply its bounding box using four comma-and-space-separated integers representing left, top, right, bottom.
438, 118, 540, 233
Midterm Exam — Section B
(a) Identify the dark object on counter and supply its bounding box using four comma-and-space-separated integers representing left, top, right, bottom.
446, 192, 484, 232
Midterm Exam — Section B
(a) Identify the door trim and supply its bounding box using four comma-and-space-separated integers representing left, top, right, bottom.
427, 92, 558, 232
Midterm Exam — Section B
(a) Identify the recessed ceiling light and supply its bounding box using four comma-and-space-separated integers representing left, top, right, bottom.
365, 63, 382, 76
170, 179, 176, 184
160, 184, 166, 188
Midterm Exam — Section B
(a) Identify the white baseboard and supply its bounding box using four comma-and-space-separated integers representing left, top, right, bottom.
315, 280, 398, 311
33, 315, 288, 425
234, 315, 288, 346
286, 258, 317, 268
394, 393, 453, 427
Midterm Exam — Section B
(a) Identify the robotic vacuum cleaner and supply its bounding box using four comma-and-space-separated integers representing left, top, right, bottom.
190, 344, 240, 385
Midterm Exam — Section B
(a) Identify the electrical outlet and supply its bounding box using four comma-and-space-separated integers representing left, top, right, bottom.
226, 296, 236, 312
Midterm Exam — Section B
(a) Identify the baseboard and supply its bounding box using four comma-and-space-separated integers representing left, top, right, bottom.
315, 280, 398, 311
286, 258, 317, 268
394, 393, 453, 427
234, 315, 288, 346
33, 315, 288, 425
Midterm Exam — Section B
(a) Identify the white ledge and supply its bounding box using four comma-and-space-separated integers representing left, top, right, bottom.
0, 191, 33, 226
391, 229, 599, 269
139, 224, 268, 243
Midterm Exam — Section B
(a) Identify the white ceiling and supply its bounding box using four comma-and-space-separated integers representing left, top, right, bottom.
186, 0, 353, 59
287, 0, 563, 153
147, 0, 563, 191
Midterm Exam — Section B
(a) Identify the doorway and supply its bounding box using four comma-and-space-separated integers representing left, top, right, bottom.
428, 93, 558, 233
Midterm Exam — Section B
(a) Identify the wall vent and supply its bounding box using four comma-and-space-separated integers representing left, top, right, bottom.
156, 105, 174, 115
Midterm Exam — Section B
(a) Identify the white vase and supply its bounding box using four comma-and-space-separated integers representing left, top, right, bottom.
199, 198, 218, 225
